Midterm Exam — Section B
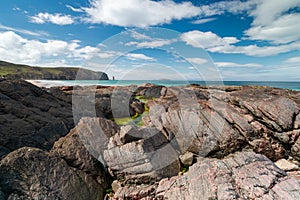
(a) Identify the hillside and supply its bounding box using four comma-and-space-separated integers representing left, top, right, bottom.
0, 60, 108, 80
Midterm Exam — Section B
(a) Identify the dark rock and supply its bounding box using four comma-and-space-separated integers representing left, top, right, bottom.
136, 85, 165, 98
0, 146, 10, 160
51, 117, 119, 173
0, 80, 74, 153
295, 113, 300, 129
131, 101, 145, 114
0, 191, 4, 200
0, 147, 104, 200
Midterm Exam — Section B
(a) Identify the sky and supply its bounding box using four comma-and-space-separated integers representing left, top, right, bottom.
0, 0, 299, 81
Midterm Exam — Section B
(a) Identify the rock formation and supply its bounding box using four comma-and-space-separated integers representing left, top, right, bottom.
0, 79, 74, 155
0, 80, 300, 199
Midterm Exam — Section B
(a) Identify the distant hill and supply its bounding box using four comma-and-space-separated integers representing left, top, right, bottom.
0, 60, 108, 80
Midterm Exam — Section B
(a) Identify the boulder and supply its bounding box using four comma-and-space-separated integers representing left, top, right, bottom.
104, 126, 181, 183
51, 117, 119, 181
0, 147, 104, 200
0, 80, 74, 153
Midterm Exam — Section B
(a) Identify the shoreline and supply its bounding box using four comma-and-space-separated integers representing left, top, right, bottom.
25, 79, 300, 91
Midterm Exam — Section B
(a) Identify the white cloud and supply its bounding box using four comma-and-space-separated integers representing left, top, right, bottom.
196, 0, 258, 17
186, 57, 208, 65
82, 0, 201, 27
0, 31, 101, 66
30, 13, 75, 25
284, 56, 300, 63
215, 62, 262, 67
13, 7, 21, 11
125, 39, 175, 48
66, 5, 84, 12
128, 30, 152, 40
181, 30, 239, 49
181, 30, 300, 57
245, 0, 300, 44
250, 0, 300, 26
126, 53, 156, 61
0, 24, 47, 37
191, 18, 216, 24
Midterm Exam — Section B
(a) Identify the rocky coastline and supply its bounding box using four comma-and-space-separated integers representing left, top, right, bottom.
0, 78, 300, 199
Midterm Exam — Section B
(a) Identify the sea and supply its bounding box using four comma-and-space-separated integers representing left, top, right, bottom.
28, 80, 300, 91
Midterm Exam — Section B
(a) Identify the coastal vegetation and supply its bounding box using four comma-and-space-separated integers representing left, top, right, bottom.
0, 60, 108, 80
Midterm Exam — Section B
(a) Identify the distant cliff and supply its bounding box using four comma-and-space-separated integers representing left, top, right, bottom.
0, 60, 108, 80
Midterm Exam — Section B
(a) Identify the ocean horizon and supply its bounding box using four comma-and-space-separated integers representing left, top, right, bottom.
27, 80, 300, 91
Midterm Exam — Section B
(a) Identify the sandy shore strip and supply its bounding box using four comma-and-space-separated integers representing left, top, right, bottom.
25, 80, 72, 88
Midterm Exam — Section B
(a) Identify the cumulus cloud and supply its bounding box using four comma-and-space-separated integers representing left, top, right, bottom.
0, 31, 101, 66
245, 0, 300, 44
181, 30, 300, 57
181, 30, 239, 49
82, 0, 201, 27
30, 13, 75, 25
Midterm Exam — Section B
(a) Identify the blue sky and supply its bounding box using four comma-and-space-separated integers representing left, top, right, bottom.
0, 0, 299, 81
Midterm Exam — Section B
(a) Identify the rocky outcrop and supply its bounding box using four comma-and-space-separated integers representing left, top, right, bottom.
0, 147, 104, 200
0, 79, 74, 155
104, 125, 181, 184
1, 81, 300, 199
110, 151, 300, 200
144, 86, 300, 161
102, 85, 300, 199
50, 117, 119, 186
155, 151, 300, 200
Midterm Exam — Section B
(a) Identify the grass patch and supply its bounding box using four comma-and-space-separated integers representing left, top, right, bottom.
113, 110, 149, 127
134, 95, 155, 103
105, 188, 113, 194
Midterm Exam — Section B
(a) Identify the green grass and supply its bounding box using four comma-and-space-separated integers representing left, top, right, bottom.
0, 61, 79, 77
113, 110, 149, 127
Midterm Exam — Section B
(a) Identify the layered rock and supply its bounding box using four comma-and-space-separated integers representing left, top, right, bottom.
104, 125, 181, 184
145, 86, 300, 161
51, 117, 119, 184
0, 79, 74, 154
155, 151, 300, 200
0, 147, 104, 200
